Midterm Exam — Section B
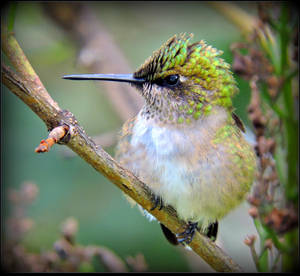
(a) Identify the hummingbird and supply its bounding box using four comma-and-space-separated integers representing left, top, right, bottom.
63, 33, 257, 245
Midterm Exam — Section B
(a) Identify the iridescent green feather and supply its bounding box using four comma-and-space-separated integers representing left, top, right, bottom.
134, 33, 238, 110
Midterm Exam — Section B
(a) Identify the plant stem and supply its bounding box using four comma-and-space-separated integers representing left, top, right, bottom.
282, 229, 299, 271
253, 219, 269, 271
277, 4, 298, 203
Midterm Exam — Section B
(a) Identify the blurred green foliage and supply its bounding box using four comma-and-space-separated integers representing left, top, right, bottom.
2, 2, 259, 272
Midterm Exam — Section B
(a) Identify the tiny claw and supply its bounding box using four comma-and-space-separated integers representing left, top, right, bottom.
176, 221, 198, 244
150, 194, 164, 211
177, 236, 193, 244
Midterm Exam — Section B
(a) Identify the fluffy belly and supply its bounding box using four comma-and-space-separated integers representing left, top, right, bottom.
127, 121, 234, 227
116, 111, 255, 228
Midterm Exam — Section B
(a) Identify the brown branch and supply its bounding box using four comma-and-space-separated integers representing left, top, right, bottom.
1, 29, 242, 272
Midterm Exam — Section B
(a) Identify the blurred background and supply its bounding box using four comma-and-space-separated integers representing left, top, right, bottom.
2, 1, 261, 272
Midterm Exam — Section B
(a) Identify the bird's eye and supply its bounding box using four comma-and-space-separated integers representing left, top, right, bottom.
165, 74, 179, 86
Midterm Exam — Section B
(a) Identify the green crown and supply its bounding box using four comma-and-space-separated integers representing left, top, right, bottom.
134, 33, 238, 109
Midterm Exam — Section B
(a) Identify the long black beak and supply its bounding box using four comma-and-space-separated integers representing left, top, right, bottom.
62, 73, 145, 84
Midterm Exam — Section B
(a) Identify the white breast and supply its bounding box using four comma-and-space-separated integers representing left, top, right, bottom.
128, 109, 244, 228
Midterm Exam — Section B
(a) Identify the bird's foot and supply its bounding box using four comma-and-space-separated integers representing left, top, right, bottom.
150, 194, 164, 211
176, 221, 198, 244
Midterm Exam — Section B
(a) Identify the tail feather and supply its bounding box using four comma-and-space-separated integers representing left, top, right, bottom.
206, 221, 218, 242
160, 223, 179, 245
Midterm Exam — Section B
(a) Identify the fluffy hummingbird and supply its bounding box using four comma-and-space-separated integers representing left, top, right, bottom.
63, 33, 257, 245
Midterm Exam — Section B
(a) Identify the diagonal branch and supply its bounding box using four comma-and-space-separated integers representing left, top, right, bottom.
1, 30, 242, 272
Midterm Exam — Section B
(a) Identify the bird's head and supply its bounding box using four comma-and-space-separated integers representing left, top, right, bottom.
63, 33, 238, 124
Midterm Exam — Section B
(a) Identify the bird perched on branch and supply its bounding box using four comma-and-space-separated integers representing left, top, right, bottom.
63, 33, 257, 245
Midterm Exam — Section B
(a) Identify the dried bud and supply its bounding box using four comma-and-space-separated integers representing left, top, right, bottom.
264, 207, 298, 234
247, 195, 261, 207
20, 182, 39, 203
267, 75, 280, 98
244, 235, 256, 246
248, 207, 258, 218
264, 238, 273, 250
61, 217, 78, 244
257, 136, 276, 157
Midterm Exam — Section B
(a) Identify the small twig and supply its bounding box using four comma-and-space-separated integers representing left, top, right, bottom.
53, 218, 130, 272
271, 251, 282, 272
244, 235, 260, 271
35, 125, 69, 153
126, 253, 148, 272
61, 217, 78, 245
91, 246, 128, 272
